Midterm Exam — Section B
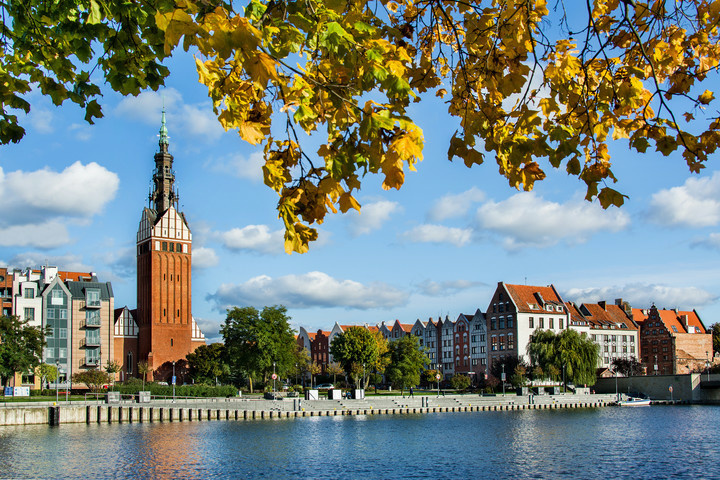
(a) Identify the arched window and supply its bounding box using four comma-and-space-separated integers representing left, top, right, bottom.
127, 351, 134, 375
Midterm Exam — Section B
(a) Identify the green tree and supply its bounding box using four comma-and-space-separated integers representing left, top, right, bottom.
186, 343, 230, 384
308, 361, 322, 389
326, 361, 344, 385
330, 327, 380, 388
611, 357, 644, 377
105, 360, 121, 391
137, 360, 150, 391
37, 363, 58, 389
527, 329, 600, 387
221, 305, 297, 393
7, 2, 719, 254
0, 316, 47, 386
450, 373, 471, 391
712, 323, 720, 356
510, 365, 527, 388
72, 369, 112, 392
423, 368, 440, 388
384, 335, 427, 395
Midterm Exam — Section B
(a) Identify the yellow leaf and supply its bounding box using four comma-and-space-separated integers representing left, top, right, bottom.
338, 192, 361, 213
239, 121, 268, 145
699, 90, 714, 105
245, 52, 279, 87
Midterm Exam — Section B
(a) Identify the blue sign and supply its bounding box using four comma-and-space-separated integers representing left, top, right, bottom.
171, 376, 176, 385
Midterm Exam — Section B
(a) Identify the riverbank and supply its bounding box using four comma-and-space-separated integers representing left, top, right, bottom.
0, 393, 624, 426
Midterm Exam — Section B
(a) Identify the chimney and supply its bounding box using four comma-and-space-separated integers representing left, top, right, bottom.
598, 301, 606, 310
680, 314, 688, 329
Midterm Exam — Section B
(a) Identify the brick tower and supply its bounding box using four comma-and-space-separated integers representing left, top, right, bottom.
136, 110, 194, 380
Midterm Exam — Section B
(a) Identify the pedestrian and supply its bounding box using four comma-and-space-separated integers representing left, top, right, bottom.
409, 386, 414, 397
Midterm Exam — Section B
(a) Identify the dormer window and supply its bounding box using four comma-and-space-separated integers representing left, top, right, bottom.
546, 305, 552, 311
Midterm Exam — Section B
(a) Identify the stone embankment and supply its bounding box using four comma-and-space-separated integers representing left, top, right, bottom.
0, 393, 618, 426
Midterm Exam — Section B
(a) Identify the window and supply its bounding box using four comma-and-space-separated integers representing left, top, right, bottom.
46, 348, 54, 361
481, 358, 486, 365
559, 319, 564, 329
539, 317, 544, 328
58, 348, 67, 359
59, 328, 67, 339
499, 335, 505, 350
24, 307, 34, 321
47, 309, 55, 320
498, 304, 504, 313
480, 346, 486, 354
162, 241, 168, 251
491, 318, 497, 330
480, 334, 485, 342
24, 288, 34, 298
51, 289, 64, 305
529, 317, 534, 328
86, 288, 100, 307
86, 310, 100, 326
491, 336, 498, 351
127, 352, 134, 375
507, 316, 514, 328
508, 333, 514, 350
499, 317, 505, 329
59, 309, 67, 320
549, 318, 554, 329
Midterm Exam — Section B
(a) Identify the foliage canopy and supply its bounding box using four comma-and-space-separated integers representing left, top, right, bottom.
527, 328, 600, 386
0, 315, 47, 385
384, 334, 427, 393
329, 326, 380, 386
5, 0, 720, 252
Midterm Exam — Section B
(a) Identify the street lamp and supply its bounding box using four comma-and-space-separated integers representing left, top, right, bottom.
362, 363, 365, 391
501, 363, 505, 396
55, 360, 59, 404
273, 361, 277, 394
295, 363, 298, 386
654, 355, 658, 375
612, 365, 619, 402
172, 361, 176, 403
706, 351, 710, 382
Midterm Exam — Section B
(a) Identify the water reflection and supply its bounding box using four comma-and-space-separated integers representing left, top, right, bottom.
1, 407, 719, 479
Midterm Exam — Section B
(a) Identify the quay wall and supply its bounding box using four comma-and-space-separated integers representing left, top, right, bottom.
0, 394, 618, 427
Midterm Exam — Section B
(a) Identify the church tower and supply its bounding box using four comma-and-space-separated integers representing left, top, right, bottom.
136, 110, 195, 380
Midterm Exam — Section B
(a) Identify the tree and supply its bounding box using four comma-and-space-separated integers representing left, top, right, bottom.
221, 305, 297, 393
527, 329, 600, 387
151, 0, 720, 253
308, 361, 322, 389
37, 363, 58, 390
0, 316, 47, 386
137, 360, 151, 391
105, 360, 121, 390
72, 369, 112, 393
611, 357, 644, 377
186, 343, 230, 384
384, 335, 428, 395
450, 373, 471, 391
423, 369, 440, 388
326, 362, 344, 386
490, 354, 523, 383
510, 365, 527, 388
330, 326, 380, 387
712, 323, 720, 356
294, 347, 311, 386
7, 2, 719, 254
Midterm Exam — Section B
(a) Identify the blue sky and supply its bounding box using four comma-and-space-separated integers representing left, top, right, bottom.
1, 50, 719, 343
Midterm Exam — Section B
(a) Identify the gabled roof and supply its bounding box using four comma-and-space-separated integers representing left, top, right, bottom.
580, 302, 637, 331
564, 302, 590, 326
504, 283, 566, 313
656, 308, 706, 334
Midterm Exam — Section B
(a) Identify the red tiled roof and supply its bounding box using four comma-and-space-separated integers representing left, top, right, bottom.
581, 303, 637, 331
58, 271, 93, 281
504, 283, 565, 313
564, 302, 589, 326
657, 309, 705, 334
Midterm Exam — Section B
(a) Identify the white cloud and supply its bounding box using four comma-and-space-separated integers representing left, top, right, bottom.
563, 283, 717, 310
648, 172, 720, 227
192, 246, 220, 268
29, 108, 54, 134
0, 161, 119, 224
115, 88, 224, 141
402, 224, 472, 247
692, 232, 720, 250
0, 162, 118, 248
209, 271, 409, 311
0, 221, 70, 248
7, 252, 92, 272
347, 200, 400, 236
220, 225, 285, 255
475, 192, 630, 250
205, 151, 264, 182
69, 123, 93, 141
416, 279, 484, 297
428, 187, 486, 222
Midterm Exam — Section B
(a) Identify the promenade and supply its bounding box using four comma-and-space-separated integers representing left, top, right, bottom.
0, 392, 620, 426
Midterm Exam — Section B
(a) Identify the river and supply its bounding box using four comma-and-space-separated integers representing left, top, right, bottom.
0, 405, 718, 479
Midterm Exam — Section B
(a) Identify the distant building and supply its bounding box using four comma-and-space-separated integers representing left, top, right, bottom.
635, 305, 711, 375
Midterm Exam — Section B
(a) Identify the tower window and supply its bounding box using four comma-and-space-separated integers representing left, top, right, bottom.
177, 243, 182, 252
162, 242, 167, 251
177, 309, 180, 316
171, 338, 174, 347
163, 308, 166, 317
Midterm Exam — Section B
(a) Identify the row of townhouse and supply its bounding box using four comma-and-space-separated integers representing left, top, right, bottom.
1, 265, 116, 388
297, 281, 714, 380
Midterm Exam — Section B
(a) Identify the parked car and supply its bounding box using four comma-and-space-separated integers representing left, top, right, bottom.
316, 383, 334, 390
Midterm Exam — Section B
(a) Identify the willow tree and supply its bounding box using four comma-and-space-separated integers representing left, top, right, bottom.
527, 329, 600, 387
5, 1, 720, 252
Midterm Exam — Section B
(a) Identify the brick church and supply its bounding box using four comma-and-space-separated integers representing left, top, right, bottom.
115, 111, 205, 382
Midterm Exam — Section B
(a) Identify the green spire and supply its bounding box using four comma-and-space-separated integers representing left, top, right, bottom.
159, 107, 169, 145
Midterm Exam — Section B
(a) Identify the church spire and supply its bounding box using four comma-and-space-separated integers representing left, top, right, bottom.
150, 109, 178, 212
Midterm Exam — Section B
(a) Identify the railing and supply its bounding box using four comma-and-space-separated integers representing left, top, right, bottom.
81, 338, 101, 347
82, 317, 101, 328
85, 299, 101, 309
83, 358, 100, 367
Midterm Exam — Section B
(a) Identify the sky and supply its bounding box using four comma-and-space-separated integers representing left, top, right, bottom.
1, 47, 719, 344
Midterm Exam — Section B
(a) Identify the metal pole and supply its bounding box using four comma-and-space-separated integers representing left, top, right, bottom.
172, 361, 176, 403
502, 364, 505, 396
55, 360, 59, 404
273, 362, 276, 394
707, 351, 710, 382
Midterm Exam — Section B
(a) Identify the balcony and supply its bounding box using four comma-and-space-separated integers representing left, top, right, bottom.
85, 299, 101, 309
81, 338, 101, 348
83, 358, 100, 367
82, 317, 102, 328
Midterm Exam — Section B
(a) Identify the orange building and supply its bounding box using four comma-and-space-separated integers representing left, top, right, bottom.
134, 111, 204, 381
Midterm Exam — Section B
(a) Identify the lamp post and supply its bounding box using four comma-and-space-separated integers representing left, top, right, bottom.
706, 351, 710, 382
501, 363, 505, 396
362, 363, 365, 391
295, 363, 298, 386
562, 363, 566, 392
273, 361, 277, 394
654, 355, 658, 375
55, 360, 59, 404
613, 365, 619, 402
172, 361, 176, 403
